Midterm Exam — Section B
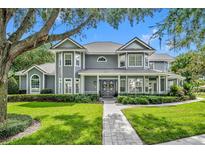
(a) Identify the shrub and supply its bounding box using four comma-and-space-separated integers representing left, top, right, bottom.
8, 94, 99, 103
8, 77, 19, 94
169, 84, 185, 97
134, 97, 149, 104
18, 89, 26, 94
40, 89, 54, 94
117, 96, 125, 103
0, 114, 32, 140
183, 82, 194, 95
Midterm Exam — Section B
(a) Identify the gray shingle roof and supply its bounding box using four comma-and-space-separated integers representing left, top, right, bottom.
78, 68, 165, 75
149, 53, 174, 62
16, 63, 55, 75
83, 42, 122, 54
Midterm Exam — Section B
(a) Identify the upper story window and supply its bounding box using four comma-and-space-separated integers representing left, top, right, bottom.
119, 54, 126, 67
128, 54, 143, 67
64, 53, 72, 66
97, 56, 107, 62
149, 62, 154, 69
145, 54, 148, 67
58, 53, 62, 67
75, 53, 81, 67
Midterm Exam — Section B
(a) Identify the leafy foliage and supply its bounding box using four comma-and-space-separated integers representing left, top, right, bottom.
8, 77, 19, 94
153, 9, 205, 50
11, 44, 54, 73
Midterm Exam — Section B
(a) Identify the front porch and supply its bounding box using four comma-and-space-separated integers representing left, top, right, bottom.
80, 74, 181, 97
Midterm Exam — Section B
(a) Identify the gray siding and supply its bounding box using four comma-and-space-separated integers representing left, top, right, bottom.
151, 61, 168, 72
20, 75, 26, 90
45, 75, 55, 93
85, 55, 118, 69
85, 76, 97, 93
27, 68, 43, 94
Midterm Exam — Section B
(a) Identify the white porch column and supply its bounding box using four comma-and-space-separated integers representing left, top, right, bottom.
158, 75, 161, 94
126, 75, 128, 93
97, 75, 99, 94
80, 75, 84, 94
143, 76, 145, 93
165, 76, 168, 93
19, 75, 21, 90
176, 78, 179, 86
43, 73, 45, 89
118, 75, 120, 94
126, 52, 128, 69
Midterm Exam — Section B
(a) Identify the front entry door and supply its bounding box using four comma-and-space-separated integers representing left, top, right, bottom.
149, 81, 157, 94
100, 80, 116, 97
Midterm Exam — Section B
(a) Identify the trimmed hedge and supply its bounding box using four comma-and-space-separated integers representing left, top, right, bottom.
8, 94, 99, 103
117, 95, 195, 105
0, 114, 32, 140
40, 89, 54, 94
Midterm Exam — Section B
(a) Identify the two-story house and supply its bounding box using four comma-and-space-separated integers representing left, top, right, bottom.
16, 37, 183, 97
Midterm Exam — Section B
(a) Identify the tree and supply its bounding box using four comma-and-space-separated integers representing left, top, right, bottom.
11, 44, 54, 73
153, 9, 205, 50
0, 8, 155, 123
171, 50, 205, 82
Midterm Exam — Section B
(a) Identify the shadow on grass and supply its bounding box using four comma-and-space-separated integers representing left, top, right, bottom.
128, 113, 205, 144
18, 102, 76, 108
8, 113, 102, 145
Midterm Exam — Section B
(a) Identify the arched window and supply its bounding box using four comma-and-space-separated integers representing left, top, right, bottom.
31, 74, 40, 92
97, 56, 107, 62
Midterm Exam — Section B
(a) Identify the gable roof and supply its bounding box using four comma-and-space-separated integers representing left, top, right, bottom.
51, 38, 86, 50
83, 42, 122, 54
16, 63, 55, 76
149, 53, 175, 62
117, 37, 155, 51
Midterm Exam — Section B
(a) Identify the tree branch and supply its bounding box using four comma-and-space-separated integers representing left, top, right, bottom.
8, 9, 36, 43
9, 9, 60, 60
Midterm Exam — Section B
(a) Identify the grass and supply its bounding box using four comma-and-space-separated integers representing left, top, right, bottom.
6, 102, 103, 145
123, 101, 205, 144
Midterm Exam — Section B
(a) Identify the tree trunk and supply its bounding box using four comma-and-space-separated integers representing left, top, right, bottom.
0, 79, 7, 123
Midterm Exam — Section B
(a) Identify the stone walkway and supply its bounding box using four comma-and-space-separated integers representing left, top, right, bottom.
160, 134, 205, 145
103, 98, 143, 145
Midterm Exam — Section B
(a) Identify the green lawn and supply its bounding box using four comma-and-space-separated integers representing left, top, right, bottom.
6, 102, 102, 145
123, 101, 205, 144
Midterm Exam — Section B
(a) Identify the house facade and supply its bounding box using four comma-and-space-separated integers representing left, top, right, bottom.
16, 37, 183, 97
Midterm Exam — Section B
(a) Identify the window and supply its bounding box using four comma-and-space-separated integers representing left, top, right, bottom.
145, 54, 148, 67
128, 78, 143, 93
58, 78, 62, 94
128, 54, 143, 67
149, 62, 154, 69
160, 77, 165, 92
119, 54, 126, 67
97, 56, 107, 62
64, 53, 72, 66
31, 75, 40, 90
58, 53, 62, 67
120, 79, 126, 93
75, 78, 80, 94
75, 54, 81, 67
64, 78, 72, 94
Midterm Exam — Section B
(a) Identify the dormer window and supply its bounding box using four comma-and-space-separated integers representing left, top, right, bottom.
97, 56, 107, 62
128, 54, 143, 67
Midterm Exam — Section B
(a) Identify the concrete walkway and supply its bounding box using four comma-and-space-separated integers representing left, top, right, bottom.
160, 134, 205, 145
103, 98, 143, 145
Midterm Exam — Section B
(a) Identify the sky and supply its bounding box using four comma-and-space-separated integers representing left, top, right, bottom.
6, 9, 188, 57
71, 9, 186, 57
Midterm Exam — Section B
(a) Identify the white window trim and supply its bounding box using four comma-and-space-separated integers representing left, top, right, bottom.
128, 78, 143, 93
30, 74, 41, 93
75, 78, 81, 94
58, 53, 62, 67
144, 54, 149, 67
58, 78, 62, 94
97, 56, 107, 62
128, 54, 143, 67
64, 78, 72, 94
75, 53, 81, 67
119, 54, 126, 68
64, 53, 72, 66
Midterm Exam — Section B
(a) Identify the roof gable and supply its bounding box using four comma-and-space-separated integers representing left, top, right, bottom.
117, 37, 155, 51
51, 38, 85, 49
